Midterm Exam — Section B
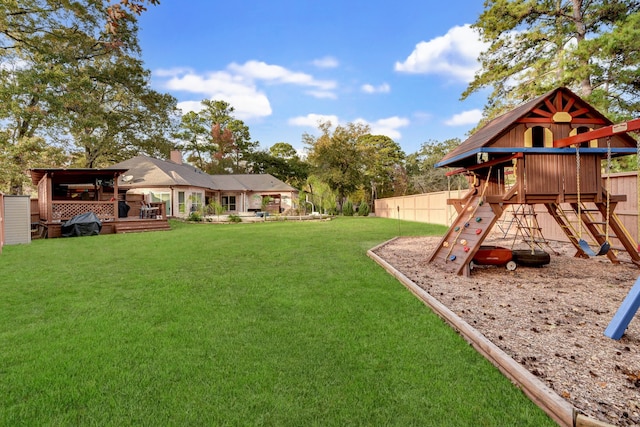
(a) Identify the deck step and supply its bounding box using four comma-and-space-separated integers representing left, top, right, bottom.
115, 219, 171, 233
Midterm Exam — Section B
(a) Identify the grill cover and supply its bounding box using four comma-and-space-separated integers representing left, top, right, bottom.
61, 212, 102, 237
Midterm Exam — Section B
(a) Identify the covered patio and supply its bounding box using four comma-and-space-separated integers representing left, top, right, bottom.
30, 168, 170, 238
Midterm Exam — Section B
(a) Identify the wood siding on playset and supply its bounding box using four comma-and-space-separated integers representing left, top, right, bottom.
523, 154, 600, 197
486, 125, 524, 149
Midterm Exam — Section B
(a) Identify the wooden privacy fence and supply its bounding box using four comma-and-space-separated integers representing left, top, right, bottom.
374, 189, 467, 226
375, 172, 640, 245
0, 193, 4, 254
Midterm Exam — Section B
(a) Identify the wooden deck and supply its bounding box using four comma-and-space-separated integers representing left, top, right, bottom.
35, 217, 170, 238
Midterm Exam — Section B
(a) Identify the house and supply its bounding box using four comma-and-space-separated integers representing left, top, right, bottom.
112, 151, 299, 218
27, 151, 300, 238
427, 87, 640, 276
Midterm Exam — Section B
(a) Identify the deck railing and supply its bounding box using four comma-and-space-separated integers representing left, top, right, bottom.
51, 201, 117, 222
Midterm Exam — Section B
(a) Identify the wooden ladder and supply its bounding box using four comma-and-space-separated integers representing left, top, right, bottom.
428, 195, 503, 276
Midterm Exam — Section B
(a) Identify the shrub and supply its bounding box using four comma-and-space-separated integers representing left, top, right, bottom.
342, 200, 354, 216
358, 202, 370, 217
188, 212, 202, 222
228, 214, 242, 223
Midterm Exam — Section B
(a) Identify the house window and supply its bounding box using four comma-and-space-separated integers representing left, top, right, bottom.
222, 195, 236, 211
178, 191, 186, 213
191, 192, 203, 212
150, 191, 171, 216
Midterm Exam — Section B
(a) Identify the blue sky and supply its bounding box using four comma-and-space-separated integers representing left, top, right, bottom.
137, 1, 491, 156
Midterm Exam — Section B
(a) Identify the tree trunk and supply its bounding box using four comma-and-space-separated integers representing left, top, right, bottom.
571, 0, 593, 96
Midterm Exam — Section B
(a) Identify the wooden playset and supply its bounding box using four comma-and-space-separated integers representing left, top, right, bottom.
428, 87, 640, 277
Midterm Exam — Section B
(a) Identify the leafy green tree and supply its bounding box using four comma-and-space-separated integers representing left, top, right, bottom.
0, 0, 174, 191
304, 121, 370, 210
200, 100, 257, 173
177, 100, 257, 174
357, 134, 406, 203
248, 142, 309, 189
64, 56, 179, 167
269, 142, 298, 159
0, 134, 67, 194
463, 1, 640, 121
405, 139, 468, 194
173, 111, 209, 171
304, 175, 338, 215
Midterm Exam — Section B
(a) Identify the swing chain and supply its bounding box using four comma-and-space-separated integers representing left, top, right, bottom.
576, 145, 583, 239
605, 137, 611, 242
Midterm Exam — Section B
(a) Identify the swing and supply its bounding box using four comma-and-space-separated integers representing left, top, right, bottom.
575, 140, 611, 257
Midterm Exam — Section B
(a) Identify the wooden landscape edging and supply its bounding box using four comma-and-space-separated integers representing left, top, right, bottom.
367, 238, 616, 427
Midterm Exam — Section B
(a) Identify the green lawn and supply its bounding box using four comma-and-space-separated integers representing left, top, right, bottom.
0, 217, 555, 426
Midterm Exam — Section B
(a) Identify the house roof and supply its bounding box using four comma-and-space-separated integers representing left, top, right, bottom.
113, 155, 217, 189
30, 167, 129, 186
112, 155, 298, 192
216, 174, 298, 192
436, 87, 638, 169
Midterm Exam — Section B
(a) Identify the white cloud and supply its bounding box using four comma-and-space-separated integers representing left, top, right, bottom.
305, 90, 338, 99
288, 113, 340, 128
176, 100, 205, 113
395, 24, 488, 82
289, 114, 409, 140
444, 109, 483, 126
355, 116, 410, 140
228, 60, 336, 90
156, 60, 338, 120
312, 56, 339, 68
164, 70, 272, 120
154, 67, 194, 77
361, 83, 390, 94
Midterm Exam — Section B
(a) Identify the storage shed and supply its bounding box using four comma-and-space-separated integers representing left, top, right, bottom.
3, 195, 31, 245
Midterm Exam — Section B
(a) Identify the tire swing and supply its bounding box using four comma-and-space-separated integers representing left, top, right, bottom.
574, 142, 610, 257
511, 205, 551, 267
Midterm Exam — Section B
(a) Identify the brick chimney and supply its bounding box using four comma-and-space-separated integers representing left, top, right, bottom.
170, 150, 182, 164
